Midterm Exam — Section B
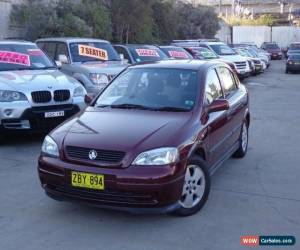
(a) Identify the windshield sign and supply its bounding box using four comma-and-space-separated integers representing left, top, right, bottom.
96, 68, 198, 111
78, 44, 108, 61
129, 46, 167, 62
135, 49, 160, 57
0, 44, 54, 71
0, 51, 30, 66
70, 42, 120, 63
168, 50, 189, 59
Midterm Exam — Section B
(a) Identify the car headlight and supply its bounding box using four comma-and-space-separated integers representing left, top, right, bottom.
0, 90, 27, 102
73, 86, 86, 97
132, 147, 178, 166
89, 73, 109, 86
41, 136, 59, 157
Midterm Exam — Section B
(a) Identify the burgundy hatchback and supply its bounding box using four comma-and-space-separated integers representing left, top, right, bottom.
38, 60, 250, 216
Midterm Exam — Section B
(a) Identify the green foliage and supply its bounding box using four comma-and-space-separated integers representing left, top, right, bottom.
225, 14, 275, 26
10, 0, 220, 43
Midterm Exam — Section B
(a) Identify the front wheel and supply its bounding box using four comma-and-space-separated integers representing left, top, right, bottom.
285, 69, 289, 74
174, 156, 210, 216
233, 122, 248, 158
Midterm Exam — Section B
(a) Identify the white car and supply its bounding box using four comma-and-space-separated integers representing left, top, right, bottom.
0, 40, 86, 141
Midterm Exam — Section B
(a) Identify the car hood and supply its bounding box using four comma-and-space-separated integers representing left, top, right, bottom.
266, 48, 281, 53
60, 108, 193, 154
76, 61, 128, 75
0, 69, 79, 91
219, 54, 246, 62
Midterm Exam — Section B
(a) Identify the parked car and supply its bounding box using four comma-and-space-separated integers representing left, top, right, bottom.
159, 46, 193, 60
234, 48, 264, 75
113, 44, 168, 64
38, 60, 250, 216
286, 54, 300, 73
36, 38, 128, 95
0, 40, 86, 141
182, 46, 238, 74
173, 41, 251, 79
287, 42, 300, 58
261, 42, 283, 60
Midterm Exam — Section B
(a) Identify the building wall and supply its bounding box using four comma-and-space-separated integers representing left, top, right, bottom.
0, 0, 23, 39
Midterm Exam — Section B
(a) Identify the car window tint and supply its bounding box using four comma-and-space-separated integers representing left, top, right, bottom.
205, 69, 223, 105
114, 46, 131, 62
42, 43, 56, 60
56, 43, 69, 62
217, 67, 237, 97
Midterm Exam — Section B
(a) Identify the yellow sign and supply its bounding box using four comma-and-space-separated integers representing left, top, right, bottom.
78, 45, 108, 61
71, 171, 105, 190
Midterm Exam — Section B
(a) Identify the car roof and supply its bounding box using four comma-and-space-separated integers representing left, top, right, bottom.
128, 59, 225, 71
0, 40, 35, 46
115, 44, 159, 48
159, 45, 183, 49
36, 37, 110, 44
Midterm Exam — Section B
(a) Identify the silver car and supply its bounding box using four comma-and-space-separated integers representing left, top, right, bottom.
36, 38, 128, 94
0, 40, 86, 139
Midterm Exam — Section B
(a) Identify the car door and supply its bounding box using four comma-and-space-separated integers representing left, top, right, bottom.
216, 66, 245, 151
202, 68, 228, 167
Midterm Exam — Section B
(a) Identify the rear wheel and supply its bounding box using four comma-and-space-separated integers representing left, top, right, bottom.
233, 121, 248, 158
174, 156, 210, 216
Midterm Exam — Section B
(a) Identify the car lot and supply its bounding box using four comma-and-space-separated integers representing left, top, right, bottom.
0, 60, 299, 250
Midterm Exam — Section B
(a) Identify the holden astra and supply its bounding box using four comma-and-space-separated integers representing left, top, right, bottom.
38, 60, 250, 216
0, 40, 86, 142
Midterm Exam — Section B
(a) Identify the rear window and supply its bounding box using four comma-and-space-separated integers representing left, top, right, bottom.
128, 46, 167, 62
265, 43, 279, 49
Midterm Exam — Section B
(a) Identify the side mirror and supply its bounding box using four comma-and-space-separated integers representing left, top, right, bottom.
58, 54, 69, 64
207, 99, 229, 114
84, 94, 95, 104
55, 61, 62, 69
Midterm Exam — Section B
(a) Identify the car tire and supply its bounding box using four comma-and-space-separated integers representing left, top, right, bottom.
285, 69, 289, 74
233, 121, 249, 158
174, 156, 210, 216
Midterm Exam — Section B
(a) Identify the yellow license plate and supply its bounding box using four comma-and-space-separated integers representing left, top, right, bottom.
71, 171, 104, 190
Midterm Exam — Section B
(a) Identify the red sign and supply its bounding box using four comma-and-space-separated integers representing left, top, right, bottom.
27, 49, 44, 56
0, 51, 30, 66
168, 50, 189, 59
136, 49, 159, 57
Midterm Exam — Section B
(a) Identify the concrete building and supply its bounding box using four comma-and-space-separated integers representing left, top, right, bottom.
0, 0, 23, 39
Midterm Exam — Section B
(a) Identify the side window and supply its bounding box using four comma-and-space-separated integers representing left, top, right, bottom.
114, 46, 131, 63
42, 42, 56, 60
56, 43, 70, 62
217, 67, 237, 97
205, 69, 223, 105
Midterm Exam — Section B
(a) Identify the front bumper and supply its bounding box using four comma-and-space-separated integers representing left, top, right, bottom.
38, 156, 185, 212
271, 53, 282, 60
286, 64, 300, 72
0, 104, 80, 132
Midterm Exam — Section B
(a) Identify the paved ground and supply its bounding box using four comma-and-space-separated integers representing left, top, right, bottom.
0, 61, 299, 250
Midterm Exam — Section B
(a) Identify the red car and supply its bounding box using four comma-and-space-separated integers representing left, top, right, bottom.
38, 60, 250, 216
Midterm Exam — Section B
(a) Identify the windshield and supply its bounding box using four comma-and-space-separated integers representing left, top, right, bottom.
236, 49, 250, 57
290, 44, 300, 50
128, 46, 168, 63
160, 47, 192, 59
0, 44, 55, 71
192, 47, 219, 59
210, 44, 236, 56
96, 68, 198, 111
70, 42, 120, 63
265, 43, 279, 49
289, 54, 300, 60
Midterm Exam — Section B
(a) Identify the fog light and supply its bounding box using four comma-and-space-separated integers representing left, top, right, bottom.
4, 109, 13, 116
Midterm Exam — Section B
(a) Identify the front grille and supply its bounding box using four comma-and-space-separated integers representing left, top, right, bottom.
66, 146, 126, 163
54, 90, 70, 102
31, 91, 51, 103
234, 61, 247, 70
46, 184, 157, 205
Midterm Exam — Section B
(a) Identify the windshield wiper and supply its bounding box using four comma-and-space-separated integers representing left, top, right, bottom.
153, 106, 190, 112
97, 103, 152, 110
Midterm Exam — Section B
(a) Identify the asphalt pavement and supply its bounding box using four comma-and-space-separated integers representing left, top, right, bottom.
0, 60, 299, 250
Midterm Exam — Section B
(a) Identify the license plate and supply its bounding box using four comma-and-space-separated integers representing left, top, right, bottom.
45, 111, 65, 118
71, 171, 104, 190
